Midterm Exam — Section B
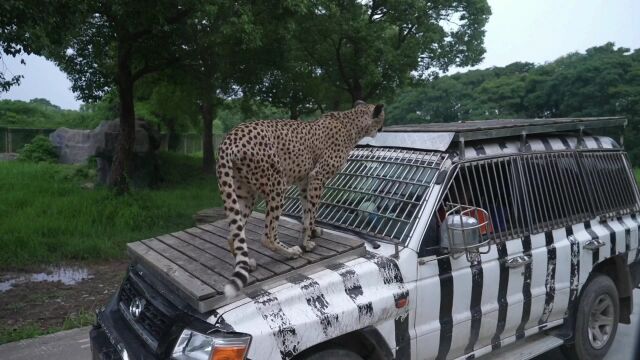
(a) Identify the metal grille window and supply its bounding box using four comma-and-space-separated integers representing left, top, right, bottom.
436, 157, 527, 244
520, 152, 593, 233
281, 148, 447, 242
580, 151, 640, 217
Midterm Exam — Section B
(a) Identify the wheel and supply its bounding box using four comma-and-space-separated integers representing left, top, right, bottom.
562, 274, 619, 360
301, 348, 363, 360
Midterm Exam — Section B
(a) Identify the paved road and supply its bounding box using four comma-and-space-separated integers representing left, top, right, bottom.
1, 293, 638, 360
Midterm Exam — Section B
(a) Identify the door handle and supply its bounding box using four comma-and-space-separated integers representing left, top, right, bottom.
584, 239, 606, 251
505, 255, 532, 268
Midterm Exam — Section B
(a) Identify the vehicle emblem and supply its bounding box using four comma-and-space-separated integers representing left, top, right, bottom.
129, 297, 146, 319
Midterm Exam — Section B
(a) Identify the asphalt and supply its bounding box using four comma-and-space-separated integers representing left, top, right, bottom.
0, 292, 638, 360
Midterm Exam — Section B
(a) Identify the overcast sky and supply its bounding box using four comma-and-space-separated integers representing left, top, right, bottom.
1, 0, 639, 110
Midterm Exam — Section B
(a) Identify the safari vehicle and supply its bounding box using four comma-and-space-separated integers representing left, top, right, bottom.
91, 117, 640, 360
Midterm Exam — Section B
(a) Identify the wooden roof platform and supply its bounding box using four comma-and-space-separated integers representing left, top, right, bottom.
383, 117, 627, 141
127, 212, 366, 312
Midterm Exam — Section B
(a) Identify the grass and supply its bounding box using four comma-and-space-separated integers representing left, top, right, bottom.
0, 311, 95, 344
0, 152, 222, 269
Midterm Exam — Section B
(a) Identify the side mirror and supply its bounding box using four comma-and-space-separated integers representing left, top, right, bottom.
440, 204, 492, 261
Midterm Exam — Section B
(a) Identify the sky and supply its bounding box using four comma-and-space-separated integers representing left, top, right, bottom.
1, 0, 639, 110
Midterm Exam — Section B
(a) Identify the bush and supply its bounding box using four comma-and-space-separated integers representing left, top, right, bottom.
18, 135, 58, 163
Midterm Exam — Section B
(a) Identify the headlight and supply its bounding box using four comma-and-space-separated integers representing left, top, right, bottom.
171, 329, 251, 360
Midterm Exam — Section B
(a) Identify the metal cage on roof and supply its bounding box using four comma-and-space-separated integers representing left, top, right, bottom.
281, 147, 448, 242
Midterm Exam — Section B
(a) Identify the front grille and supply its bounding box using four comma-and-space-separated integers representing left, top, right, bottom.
119, 277, 172, 347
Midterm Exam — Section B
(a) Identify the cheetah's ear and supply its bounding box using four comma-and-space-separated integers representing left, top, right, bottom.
372, 104, 384, 118
353, 100, 367, 108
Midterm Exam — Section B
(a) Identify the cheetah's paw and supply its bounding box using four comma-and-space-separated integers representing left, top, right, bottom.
303, 241, 316, 252
286, 246, 303, 259
248, 258, 257, 272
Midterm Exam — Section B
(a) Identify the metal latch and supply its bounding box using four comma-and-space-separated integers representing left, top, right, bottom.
583, 238, 606, 251
506, 255, 532, 268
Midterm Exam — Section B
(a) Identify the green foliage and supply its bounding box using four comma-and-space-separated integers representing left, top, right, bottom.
18, 135, 58, 163
0, 99, 110, 129
0, 155, 222, 269
386, 43, 640, 164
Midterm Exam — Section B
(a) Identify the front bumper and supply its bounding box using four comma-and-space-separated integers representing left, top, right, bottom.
90, 325, 121, 360
90, 293, 159, 360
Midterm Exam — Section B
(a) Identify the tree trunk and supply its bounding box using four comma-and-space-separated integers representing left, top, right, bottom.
166, 117, 179, 151
201, 99, 215, 174
108, 44, 135, 193
351, 78, 365, 103
289, 106, 300, 120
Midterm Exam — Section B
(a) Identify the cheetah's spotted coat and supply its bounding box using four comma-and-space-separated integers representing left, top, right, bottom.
217, 101, 385, 297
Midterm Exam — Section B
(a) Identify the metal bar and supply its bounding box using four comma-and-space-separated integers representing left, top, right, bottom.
495, 158, 517, 240
490, 160, 508, 243
547, 153, 571, 223
535, 153, 558, 230
557, 153, 581, 223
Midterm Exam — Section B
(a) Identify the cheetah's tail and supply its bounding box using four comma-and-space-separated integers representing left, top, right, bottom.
216, 151, 251, 298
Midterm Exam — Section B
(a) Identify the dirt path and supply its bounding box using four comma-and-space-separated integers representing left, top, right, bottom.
0, 261, 127, 343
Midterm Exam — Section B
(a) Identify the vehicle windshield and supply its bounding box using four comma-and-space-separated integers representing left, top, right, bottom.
280, 147, 447, 242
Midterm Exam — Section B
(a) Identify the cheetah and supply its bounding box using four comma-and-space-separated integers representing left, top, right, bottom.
217, 101, 385, 297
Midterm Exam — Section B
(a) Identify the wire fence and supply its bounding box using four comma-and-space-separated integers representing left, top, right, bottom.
0, 127, 225, 156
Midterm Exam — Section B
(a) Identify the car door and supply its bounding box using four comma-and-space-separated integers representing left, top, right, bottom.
414, 157, 534, 359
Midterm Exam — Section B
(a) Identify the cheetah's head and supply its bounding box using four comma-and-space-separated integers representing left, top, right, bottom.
353, 100, 385, 138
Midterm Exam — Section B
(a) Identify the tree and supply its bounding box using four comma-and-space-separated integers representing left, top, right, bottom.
292, 0, 491, 105
0, 0, 78, 92
48, 0, 199, 192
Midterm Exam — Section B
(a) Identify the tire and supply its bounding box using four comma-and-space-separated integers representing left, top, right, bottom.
302, 348, 363, 360
562, 274, 619, 360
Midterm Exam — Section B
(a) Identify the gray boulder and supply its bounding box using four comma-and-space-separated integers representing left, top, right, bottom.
49, 128, 96, 164
50, 119, 162, 187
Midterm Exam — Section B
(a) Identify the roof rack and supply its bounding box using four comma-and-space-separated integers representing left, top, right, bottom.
383, 117, 627, 142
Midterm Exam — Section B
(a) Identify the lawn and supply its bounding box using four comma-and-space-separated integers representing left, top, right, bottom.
0, 153, 222, 269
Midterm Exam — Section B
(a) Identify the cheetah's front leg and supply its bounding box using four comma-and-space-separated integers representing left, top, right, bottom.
300, 177, 327, 252
263, 185, 303, 259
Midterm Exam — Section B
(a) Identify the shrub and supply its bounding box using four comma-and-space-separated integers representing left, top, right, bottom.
18, 135, 58, 163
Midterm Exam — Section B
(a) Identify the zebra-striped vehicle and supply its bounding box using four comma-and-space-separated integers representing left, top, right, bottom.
91, 117, 640, 360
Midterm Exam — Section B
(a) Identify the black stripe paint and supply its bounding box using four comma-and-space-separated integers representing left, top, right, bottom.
593, 136, 603, 148
541, 138, 553, 151
491, 241, 510, 350
539, 230, 557, 329
247, 288, 300, 359
498, 142, 508, 150
364, 252, 404, 284
325, 262, 374, 322
473, 144, 486, 156
287, 273, 339, 337
464, 254, 483, 355
584, 221, 600, 265
436, 256, 454, 360
603, 222, 617, 258
617, 217, 630, 257
567, 226, 580, 316
393, 291, 411, 360
559, 137, 571, 149
516, 235, 533, 340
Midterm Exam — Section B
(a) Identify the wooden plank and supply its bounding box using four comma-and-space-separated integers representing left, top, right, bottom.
242, 223, 325, 262
127, 242, 216, 301
168, 231, 275, 281
142, 239, 228, 293
246, 216, 350, 252
156, 234, 270, 283
243, 221, 335, 259
182, 228, 293, 274
199, 223, 310, 269
274, 214, 364, 248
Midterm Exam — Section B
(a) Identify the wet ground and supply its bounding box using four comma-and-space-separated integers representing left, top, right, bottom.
0, 261, 127, 340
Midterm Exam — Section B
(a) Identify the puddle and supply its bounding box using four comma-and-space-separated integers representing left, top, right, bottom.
0, 266, 93, 292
